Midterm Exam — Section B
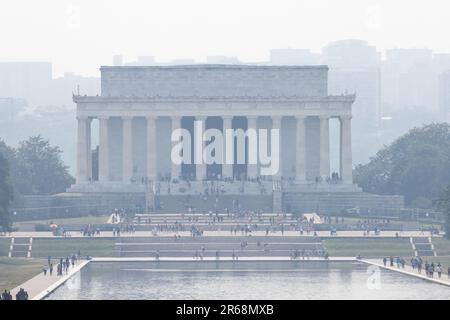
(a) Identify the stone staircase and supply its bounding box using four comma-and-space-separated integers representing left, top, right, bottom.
8, 237, 32, 258
115, 236, 325, 258
410, 237, 436, 257
283, 191, 404, 215
156, 194, 273, 213
131, 212, 301, 231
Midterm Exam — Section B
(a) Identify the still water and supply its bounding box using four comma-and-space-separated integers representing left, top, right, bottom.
46, 261, 450, 300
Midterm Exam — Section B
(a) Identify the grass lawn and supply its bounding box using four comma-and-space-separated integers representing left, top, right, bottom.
14, 215, 110, 228
31, 238, 116, 258
432, 237, 450, 256
0, 238, 10, 257
0, 258, 46, 291
323, 238, 414, 257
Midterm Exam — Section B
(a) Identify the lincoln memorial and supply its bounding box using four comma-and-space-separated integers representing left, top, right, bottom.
67, 65, 404, 214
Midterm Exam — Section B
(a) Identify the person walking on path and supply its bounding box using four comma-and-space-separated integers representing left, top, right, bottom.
2, 290, 12, 300
15, 288, 28, 300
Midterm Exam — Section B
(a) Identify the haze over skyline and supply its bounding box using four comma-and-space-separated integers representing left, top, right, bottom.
1, 0, 449, 77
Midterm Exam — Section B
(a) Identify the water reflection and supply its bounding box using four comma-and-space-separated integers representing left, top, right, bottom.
46, 262, 450, 300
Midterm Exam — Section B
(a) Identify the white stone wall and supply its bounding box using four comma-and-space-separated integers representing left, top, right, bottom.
100, 65, 328, 98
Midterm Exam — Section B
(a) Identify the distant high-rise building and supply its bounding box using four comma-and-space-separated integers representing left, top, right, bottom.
321, 40, 382, 167
322, 40, 381, 125
322, 40, 380, 69
382, 49, 435, 113
270, 49, 320, 65
0, 62, 52, 106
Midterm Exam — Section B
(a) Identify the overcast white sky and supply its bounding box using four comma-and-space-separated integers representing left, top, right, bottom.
1, 0, 449, 77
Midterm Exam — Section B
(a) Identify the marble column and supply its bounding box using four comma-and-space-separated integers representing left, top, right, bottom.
247, 116, 258, 179
171, 116, 182, 180
76, 116, 89, 183
295, 115, 306, 181
340, 115, 353, 184
122, 116, 133, 184
195, 116, 207, 180
272, 116, 282, 179
222, 116, 233, 179
146, 116, 157, 181
98, 116, 110, 182
319, 115, 330, 179
86, 118, 92, 182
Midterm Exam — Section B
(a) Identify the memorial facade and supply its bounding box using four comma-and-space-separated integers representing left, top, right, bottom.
67, 65, 404, 214
72, 65, 354, 188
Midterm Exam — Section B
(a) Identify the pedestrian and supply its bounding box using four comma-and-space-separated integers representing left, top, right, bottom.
2, 290, 12, 300
437, 265, 442, 278
16, 288, 28, 300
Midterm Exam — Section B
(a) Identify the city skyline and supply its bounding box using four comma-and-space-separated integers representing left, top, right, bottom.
1, 0, 450, 76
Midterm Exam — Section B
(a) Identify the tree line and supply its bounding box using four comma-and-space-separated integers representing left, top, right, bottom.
0, 135, 74, 231
354, 123, 450, 238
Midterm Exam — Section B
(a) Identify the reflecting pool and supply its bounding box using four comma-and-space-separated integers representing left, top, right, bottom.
46, 261, 450, 300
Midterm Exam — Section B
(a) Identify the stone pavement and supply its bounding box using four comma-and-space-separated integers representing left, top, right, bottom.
2, 230, 436, 239
10, 260, 89, 300
361, 258, 450, 287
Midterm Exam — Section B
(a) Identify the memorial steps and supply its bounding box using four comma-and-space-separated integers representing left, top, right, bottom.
115, 236, 325, 258
411, 237, 436, 257
130, 213, 305, 231
118, 235, 320, 243
9, 237, 32, 258
156, 194, 273, 213
283, 192, 405, 215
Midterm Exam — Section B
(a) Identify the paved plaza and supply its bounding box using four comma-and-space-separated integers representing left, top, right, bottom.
362, 258, 450, 287
2, 230, 437, 239
10, 260, 89, 300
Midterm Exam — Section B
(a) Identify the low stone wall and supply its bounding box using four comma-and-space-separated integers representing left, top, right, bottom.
12, 190, 404, 220
11, 193, 145, 221
283, 192, 404, 216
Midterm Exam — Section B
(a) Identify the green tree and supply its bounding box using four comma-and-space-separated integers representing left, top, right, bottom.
437, 186, 450, 239
354, 123, 450, 205
16, 135, 75, 195
0, 139, 30, 194
0, 152, 13, 231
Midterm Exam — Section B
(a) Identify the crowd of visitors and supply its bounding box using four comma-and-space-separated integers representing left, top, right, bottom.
43, 252, 80, 277
383, 256, 450, 279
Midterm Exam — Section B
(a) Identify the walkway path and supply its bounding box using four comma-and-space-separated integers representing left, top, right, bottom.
11, 260, 89, 300
2, 230, 437, 239
92, 256, 356, 262
361, 258, 450, 287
